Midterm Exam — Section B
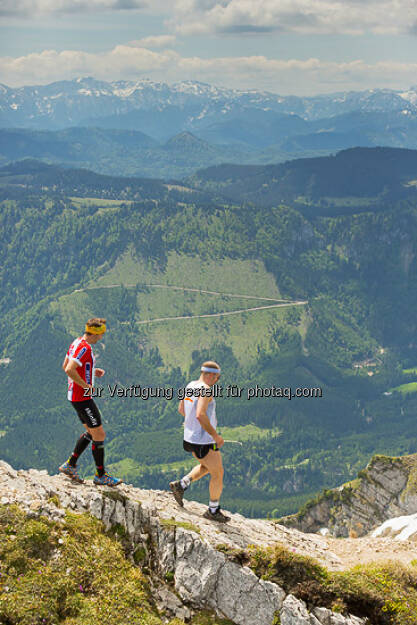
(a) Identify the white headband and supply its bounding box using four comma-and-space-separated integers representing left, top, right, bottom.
201, 366, 221, 374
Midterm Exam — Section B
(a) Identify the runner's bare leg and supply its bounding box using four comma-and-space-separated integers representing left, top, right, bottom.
189, 455, 209, 481
198, 449, 224, 501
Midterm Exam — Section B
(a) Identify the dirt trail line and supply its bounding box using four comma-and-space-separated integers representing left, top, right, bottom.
72, 282, 307, 326
133, 301, 307, 325
73, 283, 288, 302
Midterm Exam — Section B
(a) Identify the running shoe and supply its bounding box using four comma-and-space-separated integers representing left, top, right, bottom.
58, 461, 84, 484
203, 507, 230, 523
169, 480, 185, 507
93, 472, 122, 487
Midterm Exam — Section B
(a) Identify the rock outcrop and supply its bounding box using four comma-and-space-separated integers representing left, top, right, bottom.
279, 453, 417, 537
0, 460, 365, 625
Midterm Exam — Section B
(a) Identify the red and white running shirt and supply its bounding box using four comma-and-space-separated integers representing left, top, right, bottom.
66, 337, 95, 402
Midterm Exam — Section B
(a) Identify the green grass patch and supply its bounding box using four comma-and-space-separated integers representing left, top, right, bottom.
101, 490, 128, 505
70, 197, 132, 207
160, 518, 201, 534
47, 495, 61, 508
219, 424, 282, 443
400, 454, 417, 501
133, 546, 147, 564
389, 382, 417, 395
312, 196, 376, 207
0, 505, 161, 625
145, 304, 298, 370
92, 248, 282, 299
0, 504, 230, 625
190, 611, 235, 625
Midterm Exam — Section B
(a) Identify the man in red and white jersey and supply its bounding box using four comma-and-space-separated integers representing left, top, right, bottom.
66, 334, 96, 402
58, 317, 121, 487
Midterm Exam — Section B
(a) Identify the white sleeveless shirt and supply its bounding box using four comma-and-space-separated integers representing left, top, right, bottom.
183, 380, 217, 445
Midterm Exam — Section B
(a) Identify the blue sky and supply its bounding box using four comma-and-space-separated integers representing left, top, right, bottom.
1, 0, 417, 95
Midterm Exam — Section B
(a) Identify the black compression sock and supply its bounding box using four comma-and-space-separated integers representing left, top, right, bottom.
92, 440, 105, 477
69, 432, 92, 467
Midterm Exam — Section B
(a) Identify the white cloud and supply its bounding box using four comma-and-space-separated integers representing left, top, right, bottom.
0, 47, 176, 86
1, 44, 417, 95
5, 0, 416, 36
168, 0, 417, 36
129, 35, 177, 48
3, 0, 415, 37
0, 0, 148, 16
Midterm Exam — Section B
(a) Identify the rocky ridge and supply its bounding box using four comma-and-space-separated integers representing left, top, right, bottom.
279, 454, 417, 538
0, 460, 365, 625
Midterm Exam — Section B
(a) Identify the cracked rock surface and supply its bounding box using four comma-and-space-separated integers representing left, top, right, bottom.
280, 453, 417, 537
0, 460, 366, 625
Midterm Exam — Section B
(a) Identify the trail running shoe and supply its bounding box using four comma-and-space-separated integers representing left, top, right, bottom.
58, 461, 84, 484
203, 507, 230, 523
93, 472, 122, 487
169, 480, 185, 507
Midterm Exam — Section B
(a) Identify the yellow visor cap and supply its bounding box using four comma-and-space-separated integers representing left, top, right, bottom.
85, 324, 106, 335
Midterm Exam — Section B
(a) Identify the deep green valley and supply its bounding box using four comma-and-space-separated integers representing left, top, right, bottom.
1, 148, 417, 518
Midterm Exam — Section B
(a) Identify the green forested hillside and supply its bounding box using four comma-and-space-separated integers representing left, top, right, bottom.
1, 158, 417, 517
0, 127, 277, 179
189, 146, 417, 215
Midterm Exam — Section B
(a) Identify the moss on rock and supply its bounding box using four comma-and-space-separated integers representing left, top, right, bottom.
160, 518, 201, 534
0, 504, 223, 625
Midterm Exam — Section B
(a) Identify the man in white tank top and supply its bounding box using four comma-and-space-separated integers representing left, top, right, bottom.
169, 360, 230, 523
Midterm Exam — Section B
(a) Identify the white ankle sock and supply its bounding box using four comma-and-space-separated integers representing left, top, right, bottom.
209, 500, 219, 513
180, 475, 191, 490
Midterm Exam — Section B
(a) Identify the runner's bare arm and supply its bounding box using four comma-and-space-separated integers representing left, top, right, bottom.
62, 355, 69, 370
196, 395, 224, 447
65, 359, 92, 392
178, 399, 185, 417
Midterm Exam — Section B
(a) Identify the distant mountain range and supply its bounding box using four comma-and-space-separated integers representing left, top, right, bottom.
2, 77, 417, 133
3, 78, 417, 176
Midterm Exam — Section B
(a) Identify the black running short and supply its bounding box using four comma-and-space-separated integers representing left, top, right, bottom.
71, 399, 102, 428
183, 440, 219, 459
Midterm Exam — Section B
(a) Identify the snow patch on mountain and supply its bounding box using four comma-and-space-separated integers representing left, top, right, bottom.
372, 512, 417, 541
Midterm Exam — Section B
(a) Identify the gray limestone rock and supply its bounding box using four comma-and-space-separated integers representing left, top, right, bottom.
157, 524, 176, 575
155, 585, 192, 621
312, 607, 332, 625
89, 492, 103, 519
280, 595, 312, 625
214, 561, 285, 625
280, 453, 417, 538
311, 606, 366, 625
175, 528, 225, 606
0, 460, 18, 478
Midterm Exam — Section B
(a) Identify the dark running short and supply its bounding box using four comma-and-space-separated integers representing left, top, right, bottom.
71, 399, 102, 428
183, 440, 219, 459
